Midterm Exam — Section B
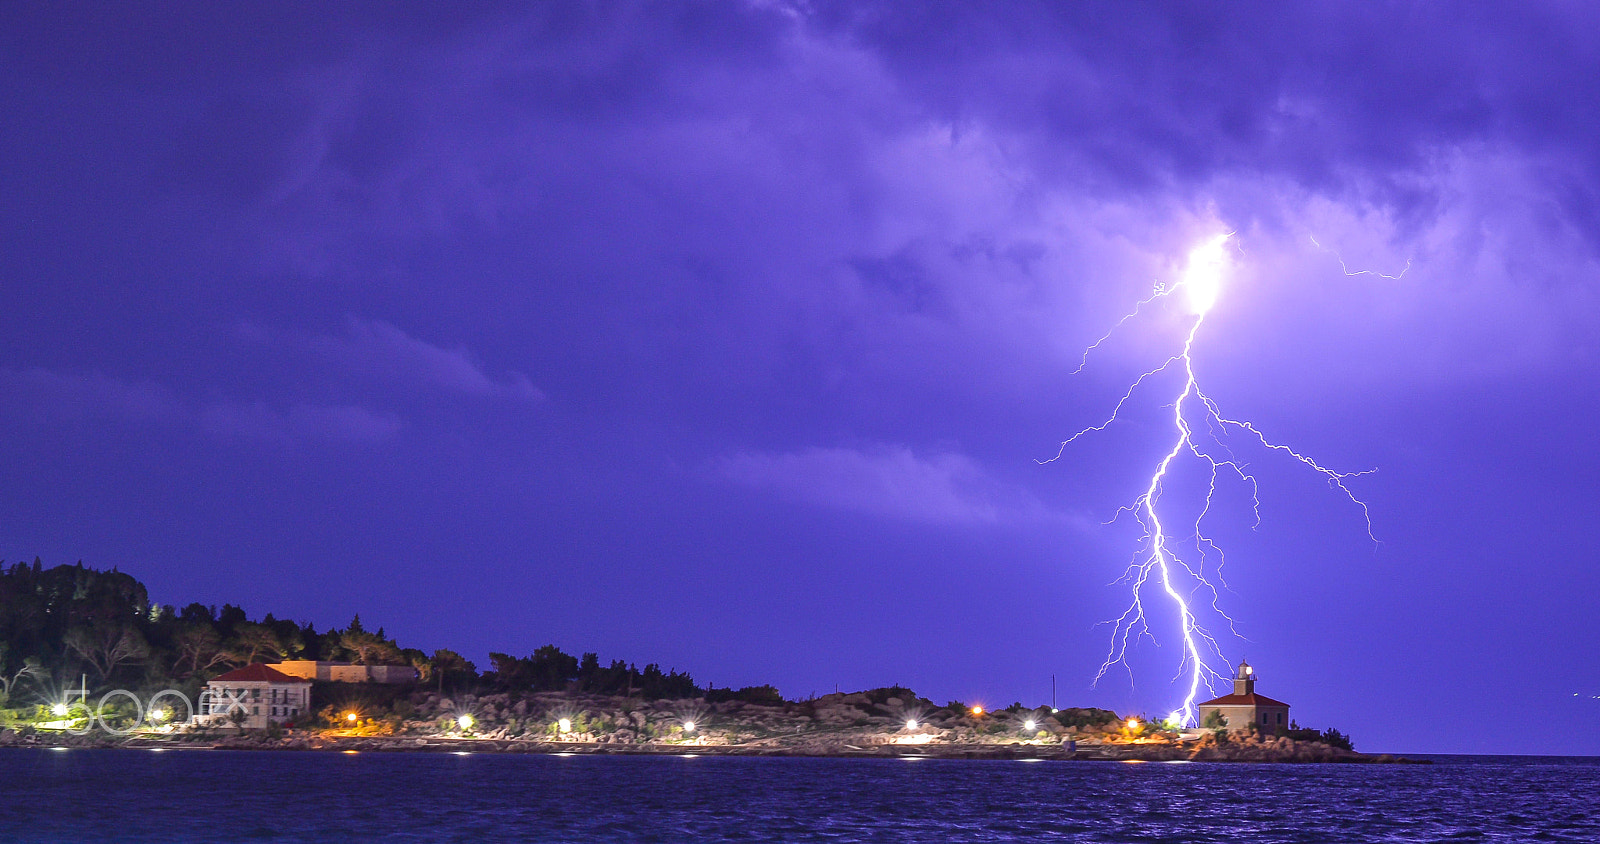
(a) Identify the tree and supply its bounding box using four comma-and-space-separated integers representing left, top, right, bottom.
487, 652, 527, 688
527, 645, 579, 691
578, 652, 602, 688
575, 657, 634, 696
635, 662, 698, 699
216, 604, 247, 631
429, 649, 474, 695
1202, 709, 1228, 729
0, 643, 42, 707
405, 649, 432, 684
340, 628, 401, 665
224, 622, 287, 666
176, 602, 217, 626
174, 625, 229, 677
259, 614, 306, 659
63, 622, 149, 682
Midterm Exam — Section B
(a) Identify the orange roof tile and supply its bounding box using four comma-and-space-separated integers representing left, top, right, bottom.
1197, 692, 1290, 708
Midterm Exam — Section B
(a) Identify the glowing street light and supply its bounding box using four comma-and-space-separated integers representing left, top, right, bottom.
682, 720, 696, 733
457, 714, 475, 731
970, 706, 984, 717
345, 712, 358, 724
1023, 719, 1037, 732
51, 703, 69, 717
557, 718, 572, 734
1126, 718, 1140, 732
150, 708, 170, 722
905, 719, 919, 731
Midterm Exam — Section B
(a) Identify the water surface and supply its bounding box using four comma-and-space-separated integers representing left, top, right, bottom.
3, 749, 1596, 842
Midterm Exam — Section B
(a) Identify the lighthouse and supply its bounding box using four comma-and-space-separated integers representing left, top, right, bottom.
1197, 661, 1291, 733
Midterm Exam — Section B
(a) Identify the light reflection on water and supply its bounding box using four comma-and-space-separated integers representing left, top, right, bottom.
2, 748, 1598, 842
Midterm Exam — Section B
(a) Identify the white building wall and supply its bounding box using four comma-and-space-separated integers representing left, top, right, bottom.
1203, 704, 1291, 734
203, 680, 310, 729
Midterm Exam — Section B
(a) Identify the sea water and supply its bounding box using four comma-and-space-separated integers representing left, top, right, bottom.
3, 748, 1597, 842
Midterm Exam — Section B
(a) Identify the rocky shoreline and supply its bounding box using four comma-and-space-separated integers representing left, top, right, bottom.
0, 731, 1417, 763
1, 687, 1418, 764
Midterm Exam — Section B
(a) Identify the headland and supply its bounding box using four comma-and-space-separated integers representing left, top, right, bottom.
3, 687, 1410, 763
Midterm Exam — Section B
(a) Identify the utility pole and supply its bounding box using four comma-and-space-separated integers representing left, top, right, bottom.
1051, 674, 1056, 710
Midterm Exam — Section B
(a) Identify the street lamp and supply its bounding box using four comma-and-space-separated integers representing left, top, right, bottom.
457, 714, 475, 731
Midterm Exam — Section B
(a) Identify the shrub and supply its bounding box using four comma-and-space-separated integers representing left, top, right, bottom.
1320, 728, 1354, 752
703, 685, 786, 706
1052, 708, 1119, 729
1285, 726, 1354, 751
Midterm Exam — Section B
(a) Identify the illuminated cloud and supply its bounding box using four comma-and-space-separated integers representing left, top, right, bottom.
245, 317, 544, 402
716, 444, 1049, 525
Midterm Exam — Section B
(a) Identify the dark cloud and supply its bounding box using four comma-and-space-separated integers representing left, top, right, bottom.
0, 367, 402, 443
197, 400, 402, 443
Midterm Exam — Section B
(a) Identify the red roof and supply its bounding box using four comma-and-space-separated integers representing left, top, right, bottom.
1197, 692, 1290, 708
210, 664, 311, 684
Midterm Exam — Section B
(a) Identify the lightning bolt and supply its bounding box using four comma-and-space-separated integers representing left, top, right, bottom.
1310, 235, 1412, 280
1046, 232, 1377, 726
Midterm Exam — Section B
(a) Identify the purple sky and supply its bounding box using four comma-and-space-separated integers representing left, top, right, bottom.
5, 3, 1599, 755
